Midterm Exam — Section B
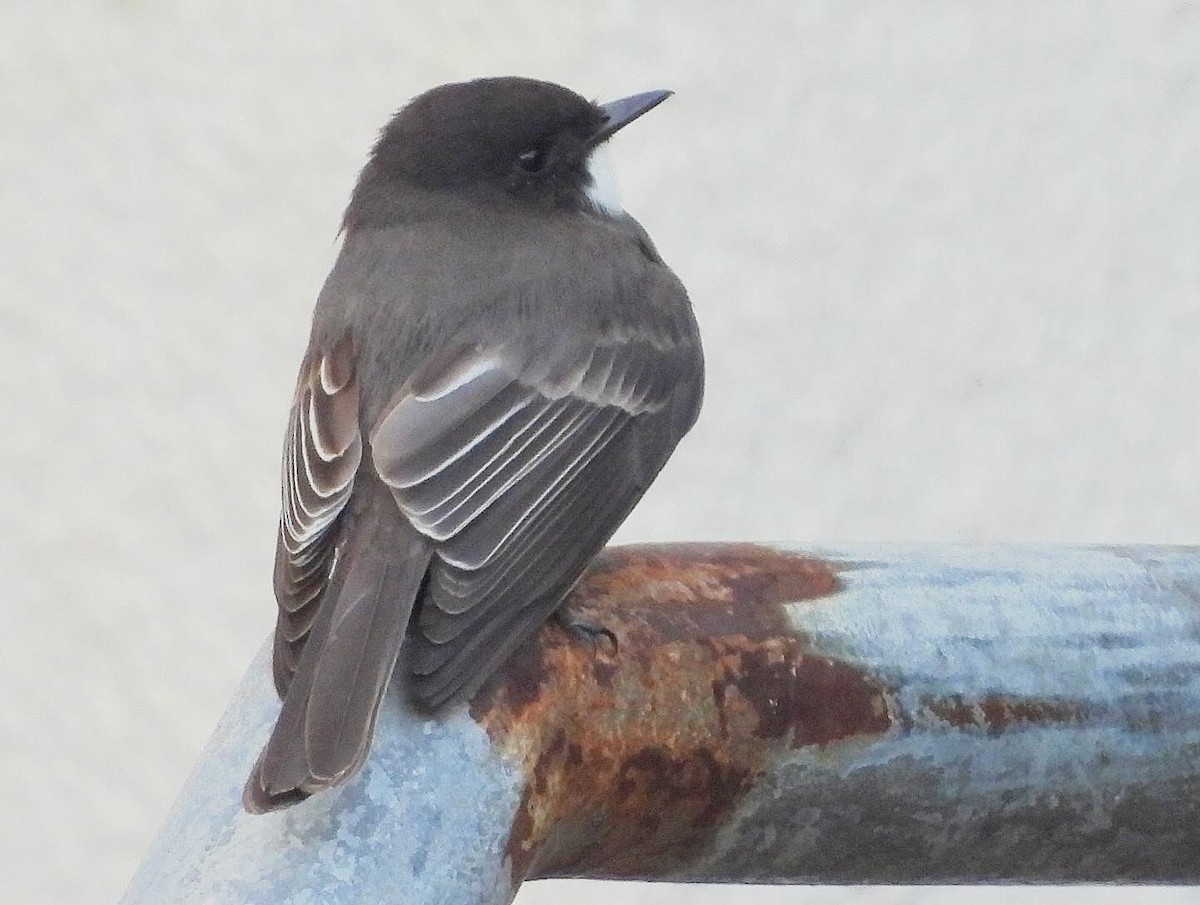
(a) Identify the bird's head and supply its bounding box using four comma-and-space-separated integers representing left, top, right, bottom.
346, 77, 670, 225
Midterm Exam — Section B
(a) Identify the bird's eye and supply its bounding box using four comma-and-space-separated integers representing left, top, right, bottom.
516, 147, 549, 174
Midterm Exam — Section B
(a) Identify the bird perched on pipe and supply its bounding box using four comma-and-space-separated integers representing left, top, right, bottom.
243, 77, 704, 813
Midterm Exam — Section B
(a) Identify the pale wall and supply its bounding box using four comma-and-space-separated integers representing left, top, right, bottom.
4, 2, 1199, 904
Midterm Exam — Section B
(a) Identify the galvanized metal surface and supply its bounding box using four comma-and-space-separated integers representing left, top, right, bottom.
121, 544, 1200, 904
119, 647, 524, 905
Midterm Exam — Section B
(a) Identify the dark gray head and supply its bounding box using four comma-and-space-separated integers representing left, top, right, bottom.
345, 77, 670, 227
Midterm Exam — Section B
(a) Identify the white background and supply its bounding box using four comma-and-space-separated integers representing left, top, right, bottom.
3, 2, 1199, 903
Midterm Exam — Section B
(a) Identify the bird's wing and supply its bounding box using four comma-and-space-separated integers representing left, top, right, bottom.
270, 333, 362, 694
371, 314, 703, 709
249, 331, 436, 812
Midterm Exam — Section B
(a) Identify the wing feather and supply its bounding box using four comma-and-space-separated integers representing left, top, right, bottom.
271, 334, 362, 692
409, 424, 643, 703
371, 319, 702, 709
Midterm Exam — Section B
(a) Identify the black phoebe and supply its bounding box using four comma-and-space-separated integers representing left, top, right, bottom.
243, 77, 704, 813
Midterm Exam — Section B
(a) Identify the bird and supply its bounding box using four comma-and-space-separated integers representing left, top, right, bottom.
243, 77, 704, 813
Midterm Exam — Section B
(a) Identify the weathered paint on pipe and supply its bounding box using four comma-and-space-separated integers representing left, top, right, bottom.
479, 544, 1200, 884
120, 544, 1200, 905
470, 543, 893, 882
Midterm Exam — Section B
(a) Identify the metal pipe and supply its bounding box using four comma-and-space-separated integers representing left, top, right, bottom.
120, 543, 1200, 904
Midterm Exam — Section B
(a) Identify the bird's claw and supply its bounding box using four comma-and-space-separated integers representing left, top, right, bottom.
554, 610, 619, 654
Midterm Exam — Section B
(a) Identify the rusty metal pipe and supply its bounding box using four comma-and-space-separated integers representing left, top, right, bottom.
120, 544, 1200, 904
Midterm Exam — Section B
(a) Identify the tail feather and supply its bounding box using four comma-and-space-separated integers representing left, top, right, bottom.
244, 508, 429, 814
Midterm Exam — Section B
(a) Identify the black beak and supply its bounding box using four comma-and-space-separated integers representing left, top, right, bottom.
588, 89, 673, 148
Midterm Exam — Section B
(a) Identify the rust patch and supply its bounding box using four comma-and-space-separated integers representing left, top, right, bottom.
468, 543, 894, 883
479, 630, 551, 718
924, 693, 1088, 735
574, 543, 838, 617
712, 643, 893, 746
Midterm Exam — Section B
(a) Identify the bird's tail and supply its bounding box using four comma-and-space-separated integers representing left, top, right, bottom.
243, 501, 429, 813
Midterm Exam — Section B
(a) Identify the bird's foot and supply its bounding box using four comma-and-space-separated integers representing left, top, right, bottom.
554, 609, 619, 654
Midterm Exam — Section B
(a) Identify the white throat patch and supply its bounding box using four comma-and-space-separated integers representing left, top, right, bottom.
584, 145, 623, 216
